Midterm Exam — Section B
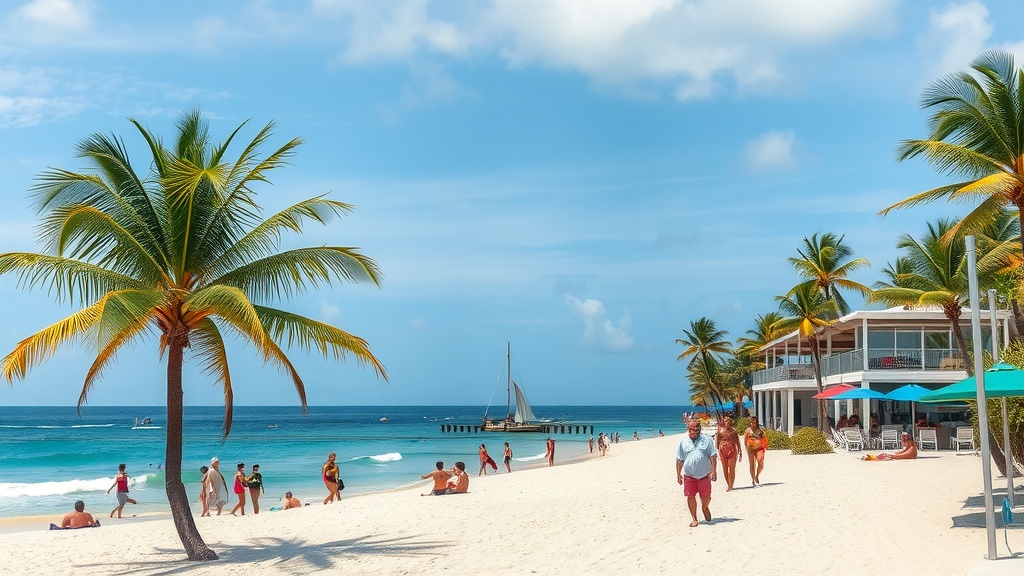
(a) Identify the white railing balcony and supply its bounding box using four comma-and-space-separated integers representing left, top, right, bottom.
752, 363, 814, 386
820, 349, 863, 377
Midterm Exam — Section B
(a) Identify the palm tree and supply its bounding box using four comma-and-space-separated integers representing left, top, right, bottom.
0, 110, 387, 560
868, 219, 974, 373
676, 318, 731, 415
736, 311, 784, 364
774, 282, 839, 432
873, 257, 913, 290
788, 232, 871, 315
881, 51, 1024, 322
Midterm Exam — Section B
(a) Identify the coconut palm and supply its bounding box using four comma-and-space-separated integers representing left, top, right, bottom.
882, 50, 1024, 269
774, 282, 839, 432
0, 110, 387, 560
788, 232, 871, 315
736, 311, 784, 363
873, 257, 914, 290
677, 318, 731, 415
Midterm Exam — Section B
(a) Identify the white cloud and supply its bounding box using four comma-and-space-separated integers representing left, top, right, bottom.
917, 1, 992, 81
320, 299, 341, 321
564, 293, 634, 352
378, 61, 480, 123
311, 0, 897, 100
10, 0, 94, 40
744, 129, 798, 172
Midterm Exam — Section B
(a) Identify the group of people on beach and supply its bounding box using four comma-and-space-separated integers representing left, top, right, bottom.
420, 461, 470, 495
675, 415, 770, 528
198, 457, 265, 516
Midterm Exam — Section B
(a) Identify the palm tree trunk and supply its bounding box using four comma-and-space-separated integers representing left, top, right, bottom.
166, 332, 218, 561
808, 336, 828, 433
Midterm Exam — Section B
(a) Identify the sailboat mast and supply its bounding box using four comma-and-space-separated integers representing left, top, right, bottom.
506, 342, 512, 421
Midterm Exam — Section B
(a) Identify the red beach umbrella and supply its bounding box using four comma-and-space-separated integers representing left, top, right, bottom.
811, 383, 855, 400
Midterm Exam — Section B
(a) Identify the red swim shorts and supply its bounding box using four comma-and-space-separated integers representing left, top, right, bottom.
683, 474, 711, 498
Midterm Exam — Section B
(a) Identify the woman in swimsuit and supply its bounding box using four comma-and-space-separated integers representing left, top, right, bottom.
715, 417, 742, 491
246, 464, 264, 514
502, 442, 513, 473
230, 462, 247, 516
322, 452, 340, 504
743, 416, 767, 486
106, 463, 138, 519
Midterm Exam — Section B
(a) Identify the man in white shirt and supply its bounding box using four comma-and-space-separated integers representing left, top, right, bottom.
675, 420, 718, 527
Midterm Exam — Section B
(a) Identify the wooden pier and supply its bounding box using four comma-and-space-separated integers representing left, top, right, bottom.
441, 423, 594, 434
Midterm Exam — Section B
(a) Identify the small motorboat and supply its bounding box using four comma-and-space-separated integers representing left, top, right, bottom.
379, 417, 389, 423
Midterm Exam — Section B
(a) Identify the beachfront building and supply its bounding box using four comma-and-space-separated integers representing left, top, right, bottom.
750, 306, 1011, 439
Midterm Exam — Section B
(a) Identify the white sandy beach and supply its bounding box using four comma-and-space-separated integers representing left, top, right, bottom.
1, 434, 1021, 576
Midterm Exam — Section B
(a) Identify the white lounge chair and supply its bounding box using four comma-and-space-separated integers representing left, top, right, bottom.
951, 426, 975, 452
918, 428, 938, 451
830, 428, 847, 449
842, 427, 864, 451
879, 428, 900, 450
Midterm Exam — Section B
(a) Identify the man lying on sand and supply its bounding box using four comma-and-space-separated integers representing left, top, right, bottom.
283, 492, 302, 510
50, 500, 100, 530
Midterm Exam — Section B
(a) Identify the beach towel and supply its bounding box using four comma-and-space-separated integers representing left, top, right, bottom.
50, 521, 100, 530
487, 457, 497, 470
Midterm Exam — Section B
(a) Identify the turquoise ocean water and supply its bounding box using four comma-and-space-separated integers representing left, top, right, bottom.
0, 405, 689, 519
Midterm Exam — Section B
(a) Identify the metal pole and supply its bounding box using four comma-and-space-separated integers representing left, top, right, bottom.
969, 237, 997, 559
989, 288, 1015, 508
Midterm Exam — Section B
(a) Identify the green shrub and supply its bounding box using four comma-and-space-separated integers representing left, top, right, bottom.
764, 429, 790, 450
733, 417, 749, 432
789, 427, 833, 455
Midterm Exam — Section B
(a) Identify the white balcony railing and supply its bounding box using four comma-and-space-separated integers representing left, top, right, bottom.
752, 348, 965, 386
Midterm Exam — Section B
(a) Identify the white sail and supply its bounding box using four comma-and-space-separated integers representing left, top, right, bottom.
512, 381, 537, 424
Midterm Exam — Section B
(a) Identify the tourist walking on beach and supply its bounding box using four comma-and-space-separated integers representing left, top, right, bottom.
421, 461, 453, 496
545, 437, 556, 466
230, 462, 248, 516
743, 416, 767, 486
502, 442, 513, 473
247, 464, 264, 514
716, 417, 742, 491
106, 463, 138, 518
323, 452, 341, 504
675, 420, 717, 527
588, 436, 594, 453
478, 444, 497, 476
198, 465, 210, 517
206, 457, 228, 515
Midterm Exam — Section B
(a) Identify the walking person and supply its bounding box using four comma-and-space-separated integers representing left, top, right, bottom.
246, 464, 264, 514
106, 463, 138, 519
502, 442, 513, 473
743, 416, 768, 486
478, 444, 496, 476
322, 452, 341, 504
198, 465, 210, 517
545, 437, 555, 466
588, 436, 594, 454
715, 417, 742, 491
206, 457, 228, 515
230, 462, 248, 516
675, 419, 718, 527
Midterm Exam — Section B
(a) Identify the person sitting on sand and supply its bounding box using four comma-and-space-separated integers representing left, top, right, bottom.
863, 434, 918, 461
446, 462, 469, 494
421, 461, 453, 496
55, 500, 100, 529
283, 491, 302, 509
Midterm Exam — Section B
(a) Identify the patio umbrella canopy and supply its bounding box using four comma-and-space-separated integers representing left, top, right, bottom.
883, 384, 933, 402
831, 388, 887, 401
919, 362, 1024, 403
812, 384, 855, 400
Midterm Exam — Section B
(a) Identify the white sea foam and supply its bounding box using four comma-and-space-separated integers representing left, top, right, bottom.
0, 473, 155, 497
516, 452, 548, 462
370, 452, 402, 463
0, 423, 115, 429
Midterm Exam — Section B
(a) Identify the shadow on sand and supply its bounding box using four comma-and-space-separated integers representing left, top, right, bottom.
73, 533, 451, 575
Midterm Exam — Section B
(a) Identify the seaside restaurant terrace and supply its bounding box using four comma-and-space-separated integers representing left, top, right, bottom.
751, 306, 1011, 444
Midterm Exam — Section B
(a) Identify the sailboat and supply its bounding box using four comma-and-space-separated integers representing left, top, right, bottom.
481, 343, 546, 432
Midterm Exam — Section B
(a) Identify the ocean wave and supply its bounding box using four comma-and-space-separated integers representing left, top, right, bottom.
515, 452, 548, 462
0, 423, 116, 429
347, 452, 402, 464
0, 473, 157, 497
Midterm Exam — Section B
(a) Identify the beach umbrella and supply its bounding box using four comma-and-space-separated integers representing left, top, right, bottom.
831, 388, 887, 400
812, 384, 854, 400
884, 384, 934, 441
919, 362, 1024, 403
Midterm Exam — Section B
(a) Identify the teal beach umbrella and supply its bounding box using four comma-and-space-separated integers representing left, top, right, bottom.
919, 363, 1024, 403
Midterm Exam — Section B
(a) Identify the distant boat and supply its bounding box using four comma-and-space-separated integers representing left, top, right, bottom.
132, 417, 158, 430
379, 417, 389, 423
267, 424, 279, 429
481, 343, 545, 433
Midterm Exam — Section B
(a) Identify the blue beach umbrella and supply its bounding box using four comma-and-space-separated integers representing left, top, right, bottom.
831, 388, 887, 400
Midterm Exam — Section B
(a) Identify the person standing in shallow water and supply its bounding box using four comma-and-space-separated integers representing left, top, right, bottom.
545, 437, 555, 466
502, 442, 513, 473
323, 452, 341, 504
106, 463, 138, 518
246, 464, 264, 514
715, 417, 741, 491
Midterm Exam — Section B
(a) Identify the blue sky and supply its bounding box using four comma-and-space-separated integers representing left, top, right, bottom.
0, 0, 1022, 408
